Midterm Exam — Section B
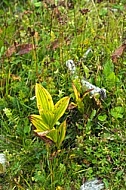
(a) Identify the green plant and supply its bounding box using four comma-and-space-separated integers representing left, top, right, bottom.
69, 78, 93, 114
29, 83, 70, 149
0, 0, 126, 189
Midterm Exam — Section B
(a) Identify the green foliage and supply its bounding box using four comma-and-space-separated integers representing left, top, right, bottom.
0, 0, 126, 189
72, 82, 85, 114
29, 83, 70, 149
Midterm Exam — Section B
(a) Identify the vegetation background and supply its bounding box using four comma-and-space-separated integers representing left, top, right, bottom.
0, 0, 126, 189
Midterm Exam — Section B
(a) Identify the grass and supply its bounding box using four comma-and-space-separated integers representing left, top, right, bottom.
0, 0, 126, 189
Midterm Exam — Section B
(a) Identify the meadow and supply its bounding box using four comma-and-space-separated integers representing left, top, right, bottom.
0, 0, 126, 189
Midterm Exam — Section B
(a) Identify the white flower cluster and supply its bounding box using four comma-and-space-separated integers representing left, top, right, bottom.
80, 178, 104, 190
66, 60, 106, 99
66, 59, 76, 74
81, 80, 106, 99
0, 153, 6, 174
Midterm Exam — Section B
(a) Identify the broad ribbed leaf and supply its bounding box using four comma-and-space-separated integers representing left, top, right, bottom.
57, 121, 66, 149
35, 83, 54, 115
52, 96, 70, 125
46, 128, 57, 143
41, 111, 54, 129
29, 114, 49, 132
35, 129, 55, 144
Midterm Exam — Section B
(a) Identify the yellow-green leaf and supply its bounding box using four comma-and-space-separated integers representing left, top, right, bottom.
40, 111, 54, 129
56, 120, 66, 149
35, 83, 54, 114
46, 128, 57, 143
77, 100, 84, 114
34, 130, 55, 145
72, 83, 80, 101
53, 96, 70, 125
29, 114, 50, 132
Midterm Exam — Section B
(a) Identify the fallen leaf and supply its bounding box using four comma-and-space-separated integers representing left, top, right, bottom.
34, 131, 53, 145
111, 43, 126, 63
68, 102, 77, 110
18, 44, 36, 55
6, 43, 37, 57
6, 43, 17, 57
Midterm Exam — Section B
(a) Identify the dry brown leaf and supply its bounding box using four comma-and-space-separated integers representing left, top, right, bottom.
111, 44, 126, 63
68, 102, 77, 110
18, 44, 36, 55
6, 43, 36, 57
34, 131, 53, 145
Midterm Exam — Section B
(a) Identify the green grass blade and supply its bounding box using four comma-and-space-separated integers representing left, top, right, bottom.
56, 120, 66, 149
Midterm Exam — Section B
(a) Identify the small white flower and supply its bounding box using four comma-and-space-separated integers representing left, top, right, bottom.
66, 60, 106, 99
0, 153, 6, 173
81, 79, 106, 99
80, 178, 104, 190
83, 48, 92, 59
0, 154, 6, 164
30, 96, 36, 100
66, 60, 76, 74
